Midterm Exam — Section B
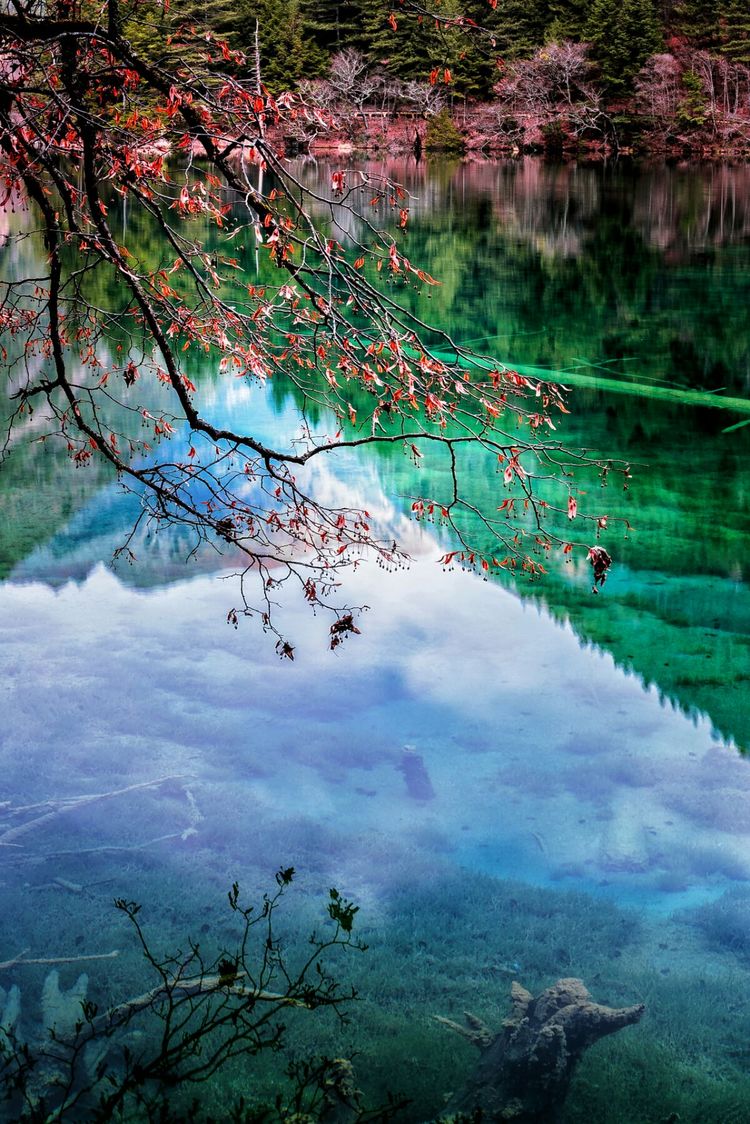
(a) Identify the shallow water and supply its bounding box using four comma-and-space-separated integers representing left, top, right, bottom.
3, 518, 750, 1118
1, 553, 746, 905
2, 159, 750, 1121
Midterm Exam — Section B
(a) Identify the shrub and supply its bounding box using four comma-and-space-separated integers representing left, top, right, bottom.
424, 109, 465, 154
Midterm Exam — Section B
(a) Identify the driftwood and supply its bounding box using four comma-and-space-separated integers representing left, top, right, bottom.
0, 950, 120, 973
62, 971, 306, 1047
0, 775, 191, 848
437, 978, 644, 1123
318, 1058, 364, 1124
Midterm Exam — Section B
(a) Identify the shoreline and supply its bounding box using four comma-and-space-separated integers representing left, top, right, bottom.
266, 105, 750, 165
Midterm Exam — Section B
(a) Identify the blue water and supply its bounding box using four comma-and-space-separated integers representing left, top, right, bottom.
3, 161, 750, 1120
2, 473, 746, 921
5, 478, 750, 1119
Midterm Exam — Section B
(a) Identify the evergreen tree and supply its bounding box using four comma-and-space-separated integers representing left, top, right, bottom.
586, 0, 663, 96
424, 106, 465, 150
674, 0, 722, 49
301, 0, 369, 55
484, 0, 551, 62
676, 68, 708, 127
168, 0, 243, 53
122, 0, 242, 70
673, 0, 750, 57
237, 0, 328, 92
544, 0, 589, 45
719, 0, 750, 62
364, 0, 495, 97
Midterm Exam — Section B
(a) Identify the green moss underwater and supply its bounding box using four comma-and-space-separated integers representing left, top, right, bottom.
4, 848, 750, 1123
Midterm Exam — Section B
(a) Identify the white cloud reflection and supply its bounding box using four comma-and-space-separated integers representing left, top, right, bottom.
2, 555, 747, 918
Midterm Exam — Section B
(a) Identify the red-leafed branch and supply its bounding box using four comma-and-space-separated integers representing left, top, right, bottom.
0, 0, 625, 650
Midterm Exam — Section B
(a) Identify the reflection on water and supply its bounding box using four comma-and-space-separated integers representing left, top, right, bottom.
3, 542, 748, 912
2, 159, 750, 1120
297, 157, 750, 396
286, 157, 750, 752
2, 560, 750, 1118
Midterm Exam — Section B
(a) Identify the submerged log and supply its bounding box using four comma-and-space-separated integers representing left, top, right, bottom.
437, 978, 644, 1123
0, 775, 191, 848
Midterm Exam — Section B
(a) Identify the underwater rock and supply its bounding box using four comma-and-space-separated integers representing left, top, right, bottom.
396, 745, 435, 802
319, 1057, 364, 1124
437, 978, 644, 1123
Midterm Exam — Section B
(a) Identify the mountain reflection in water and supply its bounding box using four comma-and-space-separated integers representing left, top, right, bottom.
2, 157, 750, 1121
0, 555, 746, 914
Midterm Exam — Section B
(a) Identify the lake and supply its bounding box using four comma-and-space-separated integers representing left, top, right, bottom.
1, 158, 750, 1121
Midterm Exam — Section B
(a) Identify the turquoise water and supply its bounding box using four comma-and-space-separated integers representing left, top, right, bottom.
2, 160, 750, 1120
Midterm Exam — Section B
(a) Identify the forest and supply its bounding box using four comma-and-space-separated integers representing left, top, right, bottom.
128, 0, 750, 154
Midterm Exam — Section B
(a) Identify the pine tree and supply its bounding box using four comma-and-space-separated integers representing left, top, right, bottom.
170, 0, 243, 52
424, 106, 465, 151
676, 69, 708, 127
719, 0, 750, 62
364, 0, 495, 97
122, 0, 242, 70
675, 0, 750, 61
586, 0, 663, 96
484, 0, 551, 62
301, 0, 368, 55
544, 0, 589, 45
237, 0, 329, 92
674, 0, 722, 50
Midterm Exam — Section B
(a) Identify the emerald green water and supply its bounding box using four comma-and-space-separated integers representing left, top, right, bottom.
346, 158, 750, 399
293, 156, 750, 755
1, 160, 750, 1120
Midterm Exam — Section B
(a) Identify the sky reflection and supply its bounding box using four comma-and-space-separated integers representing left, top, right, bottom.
2, 553, 746, 922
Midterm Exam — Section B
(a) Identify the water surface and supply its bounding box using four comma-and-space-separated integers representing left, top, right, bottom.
2, 158, 750, 1121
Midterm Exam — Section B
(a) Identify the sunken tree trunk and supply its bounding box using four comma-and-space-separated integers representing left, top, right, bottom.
436, 978, 644, 1123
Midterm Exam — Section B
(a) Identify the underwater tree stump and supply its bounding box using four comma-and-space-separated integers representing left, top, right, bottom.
437, 978, 644, 1123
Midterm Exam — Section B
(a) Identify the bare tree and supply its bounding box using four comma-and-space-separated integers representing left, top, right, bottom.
634, 53, 682, 141
400, 80, 447, 118
495, 42, 611, 144
685, 49, 750, 141
327, 50, 378, 111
